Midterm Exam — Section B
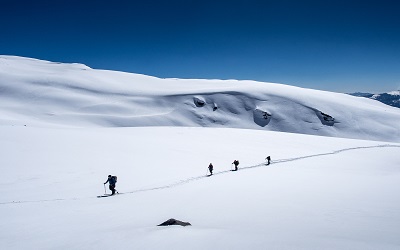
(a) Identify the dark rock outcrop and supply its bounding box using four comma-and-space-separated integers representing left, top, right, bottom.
157, 218, 191, 227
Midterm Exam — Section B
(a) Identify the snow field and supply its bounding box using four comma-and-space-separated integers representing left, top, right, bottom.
1, 126, 399, 249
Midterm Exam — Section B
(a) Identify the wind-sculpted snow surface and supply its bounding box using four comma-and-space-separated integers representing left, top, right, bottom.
1, 55, 400, 142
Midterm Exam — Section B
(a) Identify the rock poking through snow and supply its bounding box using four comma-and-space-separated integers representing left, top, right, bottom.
157, 218, 191, 227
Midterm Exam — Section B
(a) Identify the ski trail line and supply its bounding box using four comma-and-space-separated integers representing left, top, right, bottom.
122, 144, 400, 194
1, 144, 399, 205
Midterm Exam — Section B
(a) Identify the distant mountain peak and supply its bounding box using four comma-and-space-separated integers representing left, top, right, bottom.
349, 91, 400, 108
388, 90, 400, 96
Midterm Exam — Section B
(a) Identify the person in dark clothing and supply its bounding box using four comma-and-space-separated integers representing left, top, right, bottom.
208, 163, 214, 175
266, 156, 271, 165
232, 160, 239, 171
104, 175, 117, 195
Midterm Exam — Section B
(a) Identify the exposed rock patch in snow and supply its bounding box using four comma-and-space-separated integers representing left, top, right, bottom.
158, 218, 191, 227
253, 107, 272, 127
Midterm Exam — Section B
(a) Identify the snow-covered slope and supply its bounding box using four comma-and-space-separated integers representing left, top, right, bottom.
1, 55, 399, 142
0, 126, 399, 250
1, 56, 400, 250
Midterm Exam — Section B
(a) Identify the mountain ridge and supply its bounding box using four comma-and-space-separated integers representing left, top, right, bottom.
349, 91, 400, 108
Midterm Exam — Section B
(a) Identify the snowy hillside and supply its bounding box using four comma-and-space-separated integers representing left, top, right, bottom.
1, 55, 400, 142
1, 55, 400, 250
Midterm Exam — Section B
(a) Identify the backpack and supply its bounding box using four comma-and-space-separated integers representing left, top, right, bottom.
112, 176, 117, 183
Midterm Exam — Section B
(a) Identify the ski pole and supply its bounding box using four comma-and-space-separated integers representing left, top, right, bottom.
104, 184, 107, 194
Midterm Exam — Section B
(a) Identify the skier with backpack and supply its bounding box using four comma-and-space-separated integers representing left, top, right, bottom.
266, 156, 271, 165
232, 160, 239, 171
208, 163, 214, 176
104, 175, 118, 195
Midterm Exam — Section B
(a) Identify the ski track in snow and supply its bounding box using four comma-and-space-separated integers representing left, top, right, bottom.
1, 144, 399, 205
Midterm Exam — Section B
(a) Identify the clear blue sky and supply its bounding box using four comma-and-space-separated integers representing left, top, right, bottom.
1, 0, 400, 93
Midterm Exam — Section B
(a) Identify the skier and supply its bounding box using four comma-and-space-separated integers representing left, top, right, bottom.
104, 175, 117, 195
208, 163, 214, 175
266, 156, 271, 165
232, 160, 239, 171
